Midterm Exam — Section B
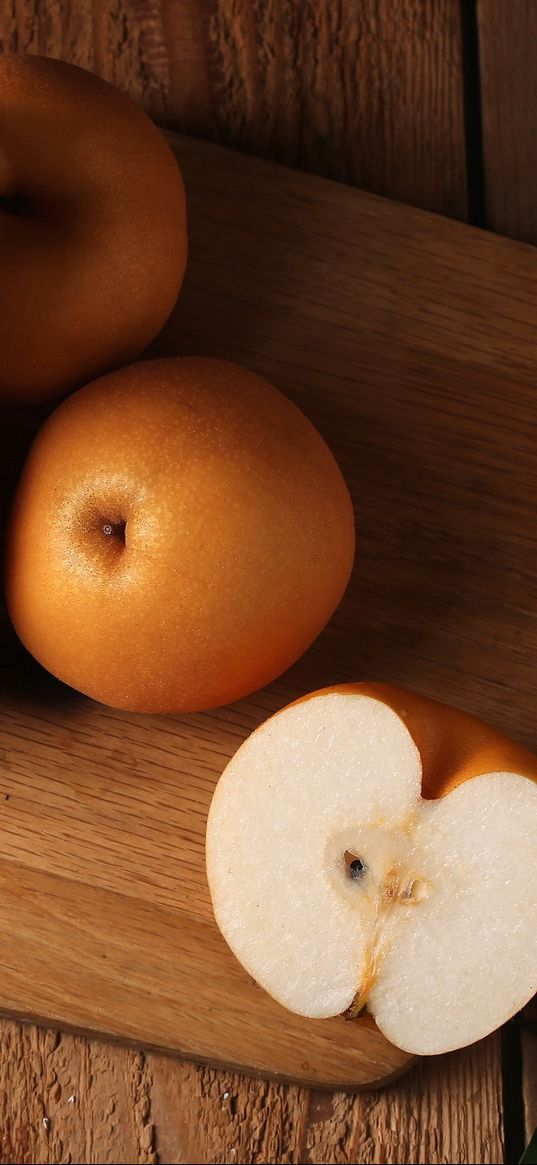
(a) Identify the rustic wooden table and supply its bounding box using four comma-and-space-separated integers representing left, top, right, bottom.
0, 3, 536, 1163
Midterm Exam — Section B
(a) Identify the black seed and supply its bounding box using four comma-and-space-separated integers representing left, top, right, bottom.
343, 850, 367, 880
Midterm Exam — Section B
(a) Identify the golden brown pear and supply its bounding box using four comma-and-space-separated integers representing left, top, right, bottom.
5, 358, 355, 712
0, 55, 187, 402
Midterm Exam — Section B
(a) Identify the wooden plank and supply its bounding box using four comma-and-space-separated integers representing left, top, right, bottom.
478, 0, 537, 242
0, 1019, 504, 1165
0, 1019, 158, 1165
301, 1035, 503, 1165
522, 1001, 537, 1146
0, 0, 468, 216
147, 1057, 311, 1165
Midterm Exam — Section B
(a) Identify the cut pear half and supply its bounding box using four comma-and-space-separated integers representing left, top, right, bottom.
206, 685, 537, 1056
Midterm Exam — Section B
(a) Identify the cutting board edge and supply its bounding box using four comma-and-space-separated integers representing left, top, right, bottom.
0, 1003, 417, 1091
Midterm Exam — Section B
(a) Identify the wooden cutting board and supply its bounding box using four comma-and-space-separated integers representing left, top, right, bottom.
1, 132, 537, 1092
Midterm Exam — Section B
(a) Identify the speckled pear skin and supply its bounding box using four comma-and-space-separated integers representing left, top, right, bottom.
0, 54, 187, 403
5, 357, 355, 712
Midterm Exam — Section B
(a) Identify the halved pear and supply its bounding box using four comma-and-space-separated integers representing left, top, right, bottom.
206, 684, 537, 1056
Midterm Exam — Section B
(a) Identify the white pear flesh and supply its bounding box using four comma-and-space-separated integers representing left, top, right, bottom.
206, 691, 537, 1056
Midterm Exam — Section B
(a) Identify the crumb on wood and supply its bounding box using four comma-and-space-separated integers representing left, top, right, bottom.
43, 1117, 50, 1131
68, 1095, 76, 1104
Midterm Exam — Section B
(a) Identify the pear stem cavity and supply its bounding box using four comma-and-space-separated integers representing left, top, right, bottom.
101, 519, 127, 547
0, 191, 31, 216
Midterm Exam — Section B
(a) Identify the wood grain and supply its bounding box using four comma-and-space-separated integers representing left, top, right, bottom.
478, 0, 537, 243
0, 0, 468, 218
1, 130, 536, 1159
